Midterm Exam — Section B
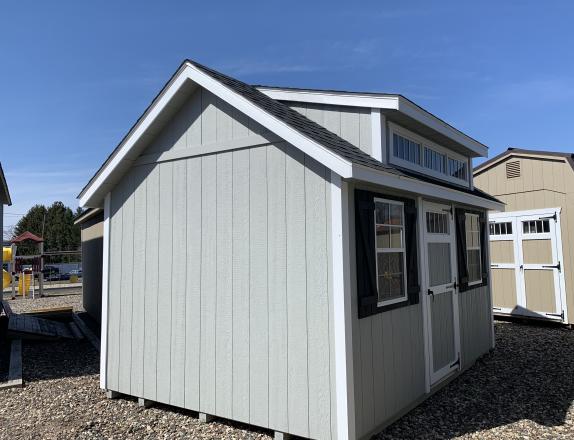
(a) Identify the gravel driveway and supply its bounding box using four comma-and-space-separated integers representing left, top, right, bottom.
377, 321, 574, 439
1, 295, 572, 439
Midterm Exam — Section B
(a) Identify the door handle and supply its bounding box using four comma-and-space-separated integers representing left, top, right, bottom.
427, 289, 434, 297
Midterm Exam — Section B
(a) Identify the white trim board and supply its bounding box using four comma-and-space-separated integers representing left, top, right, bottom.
257, 87, 488, 157
330, 171, 356, 439
100, 192, 111, 389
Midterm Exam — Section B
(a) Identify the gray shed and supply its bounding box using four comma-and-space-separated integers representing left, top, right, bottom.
78, 60, 502, 440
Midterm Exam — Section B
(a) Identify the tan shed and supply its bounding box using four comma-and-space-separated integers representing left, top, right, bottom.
474, 148, 574, 324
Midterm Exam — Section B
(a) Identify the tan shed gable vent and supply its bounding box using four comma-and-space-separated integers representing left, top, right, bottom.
506, 160, 521, 178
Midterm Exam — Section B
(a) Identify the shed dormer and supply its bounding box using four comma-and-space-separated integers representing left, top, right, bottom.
257, 86, 486, 189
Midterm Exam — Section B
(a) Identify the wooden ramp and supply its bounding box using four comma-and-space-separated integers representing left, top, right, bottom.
7, 314, 76, 340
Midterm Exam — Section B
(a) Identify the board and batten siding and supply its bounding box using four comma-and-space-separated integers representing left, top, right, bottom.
105, 91, 337, 439
347, 186, 427, 439
286, 102, 372, 156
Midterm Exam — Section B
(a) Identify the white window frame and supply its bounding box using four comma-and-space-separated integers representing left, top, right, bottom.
465, 213, 482, 286
374, 197, 409, 307
388, 122, 470, 188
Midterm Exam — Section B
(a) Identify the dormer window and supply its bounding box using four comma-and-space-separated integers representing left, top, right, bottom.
389, 122, 470, 187
393, 133, 421, 165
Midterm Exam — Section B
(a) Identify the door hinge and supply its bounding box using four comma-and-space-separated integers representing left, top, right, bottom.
450, 353, 461, 369
542, 262, 561, 272
427, 288, 435, 300
545, 310, 565, 320
539, 213, 557, 221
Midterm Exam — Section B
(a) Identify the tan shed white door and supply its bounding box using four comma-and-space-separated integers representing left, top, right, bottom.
490, 209, 566, 322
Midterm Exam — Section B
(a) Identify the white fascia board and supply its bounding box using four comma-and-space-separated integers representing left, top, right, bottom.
352, 164, 505, 211
397, 97, 488, 158
258, 87, 399, 109
79, 67, 190, 207
259, 88, 488, 158
80, 66, 353, 207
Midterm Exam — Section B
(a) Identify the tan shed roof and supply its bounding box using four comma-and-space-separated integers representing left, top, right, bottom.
475, 147, 574, 176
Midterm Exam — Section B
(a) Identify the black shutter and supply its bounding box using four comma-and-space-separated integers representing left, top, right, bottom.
455, 208, 469, 292
404, 201, 420, 304
479, 212, 489, 285
355, 190, 377, 318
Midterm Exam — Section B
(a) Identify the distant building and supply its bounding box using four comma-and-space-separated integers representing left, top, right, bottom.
74, 208, 103, 323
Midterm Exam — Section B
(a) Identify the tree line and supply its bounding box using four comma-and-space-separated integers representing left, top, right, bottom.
11, 202, 82, 263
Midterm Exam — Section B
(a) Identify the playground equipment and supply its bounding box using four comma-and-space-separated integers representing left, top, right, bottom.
3, 231, 45, 299
2, 246, 13, 288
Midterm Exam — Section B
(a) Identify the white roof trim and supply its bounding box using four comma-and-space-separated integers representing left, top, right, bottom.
351, 164, 505, 211
258, 87, 488, 158
79, 62, 354, 208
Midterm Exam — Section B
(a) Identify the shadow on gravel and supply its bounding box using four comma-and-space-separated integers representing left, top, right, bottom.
376, 321, 574, 439
23, 339, 99, 382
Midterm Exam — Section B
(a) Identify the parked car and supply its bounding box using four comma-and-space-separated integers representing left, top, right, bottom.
42, 266, 61, 281
69, 269, 82, 278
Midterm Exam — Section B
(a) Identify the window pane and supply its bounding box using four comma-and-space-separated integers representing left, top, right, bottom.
467, 249, 482, 282
543, 220, 550, 232
390, 204, 402, 225
389, 227, 402, 248
377, 252, 405, 302
376, 202, 389, 225
507, 222, 512, 234
376, 225, 390, 248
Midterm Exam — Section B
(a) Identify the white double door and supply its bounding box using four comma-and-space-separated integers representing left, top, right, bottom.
422, 201, 460, 385
490, 209, 565, 321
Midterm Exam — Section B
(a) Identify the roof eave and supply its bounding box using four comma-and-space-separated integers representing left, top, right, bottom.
352, 163, 504, 211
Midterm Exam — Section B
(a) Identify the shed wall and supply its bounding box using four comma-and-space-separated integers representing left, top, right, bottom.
348, 184, 493, 439
105, 87, 336, 439
81, 213, 104, 323
474, 156, 574, 321
286, 102, 372, 156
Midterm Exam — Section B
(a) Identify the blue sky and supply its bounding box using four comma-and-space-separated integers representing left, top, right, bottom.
2, 1, 574, 233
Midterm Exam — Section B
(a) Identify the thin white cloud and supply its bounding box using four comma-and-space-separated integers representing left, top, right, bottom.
222, 60, 322, 76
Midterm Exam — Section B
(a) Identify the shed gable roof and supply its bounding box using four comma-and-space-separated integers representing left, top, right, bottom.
79, 59, 502, 210
474, 147, 574, 176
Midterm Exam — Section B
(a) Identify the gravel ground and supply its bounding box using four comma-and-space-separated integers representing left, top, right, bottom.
4, 289, 83, 314
377, 320, 574, 439
1, 295, 573, 439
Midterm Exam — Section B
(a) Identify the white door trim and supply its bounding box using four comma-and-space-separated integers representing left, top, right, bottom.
421, 200, 461, 386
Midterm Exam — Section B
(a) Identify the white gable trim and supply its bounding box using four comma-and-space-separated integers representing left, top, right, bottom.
258, 88, 488, 158
79, 62, 353, 207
